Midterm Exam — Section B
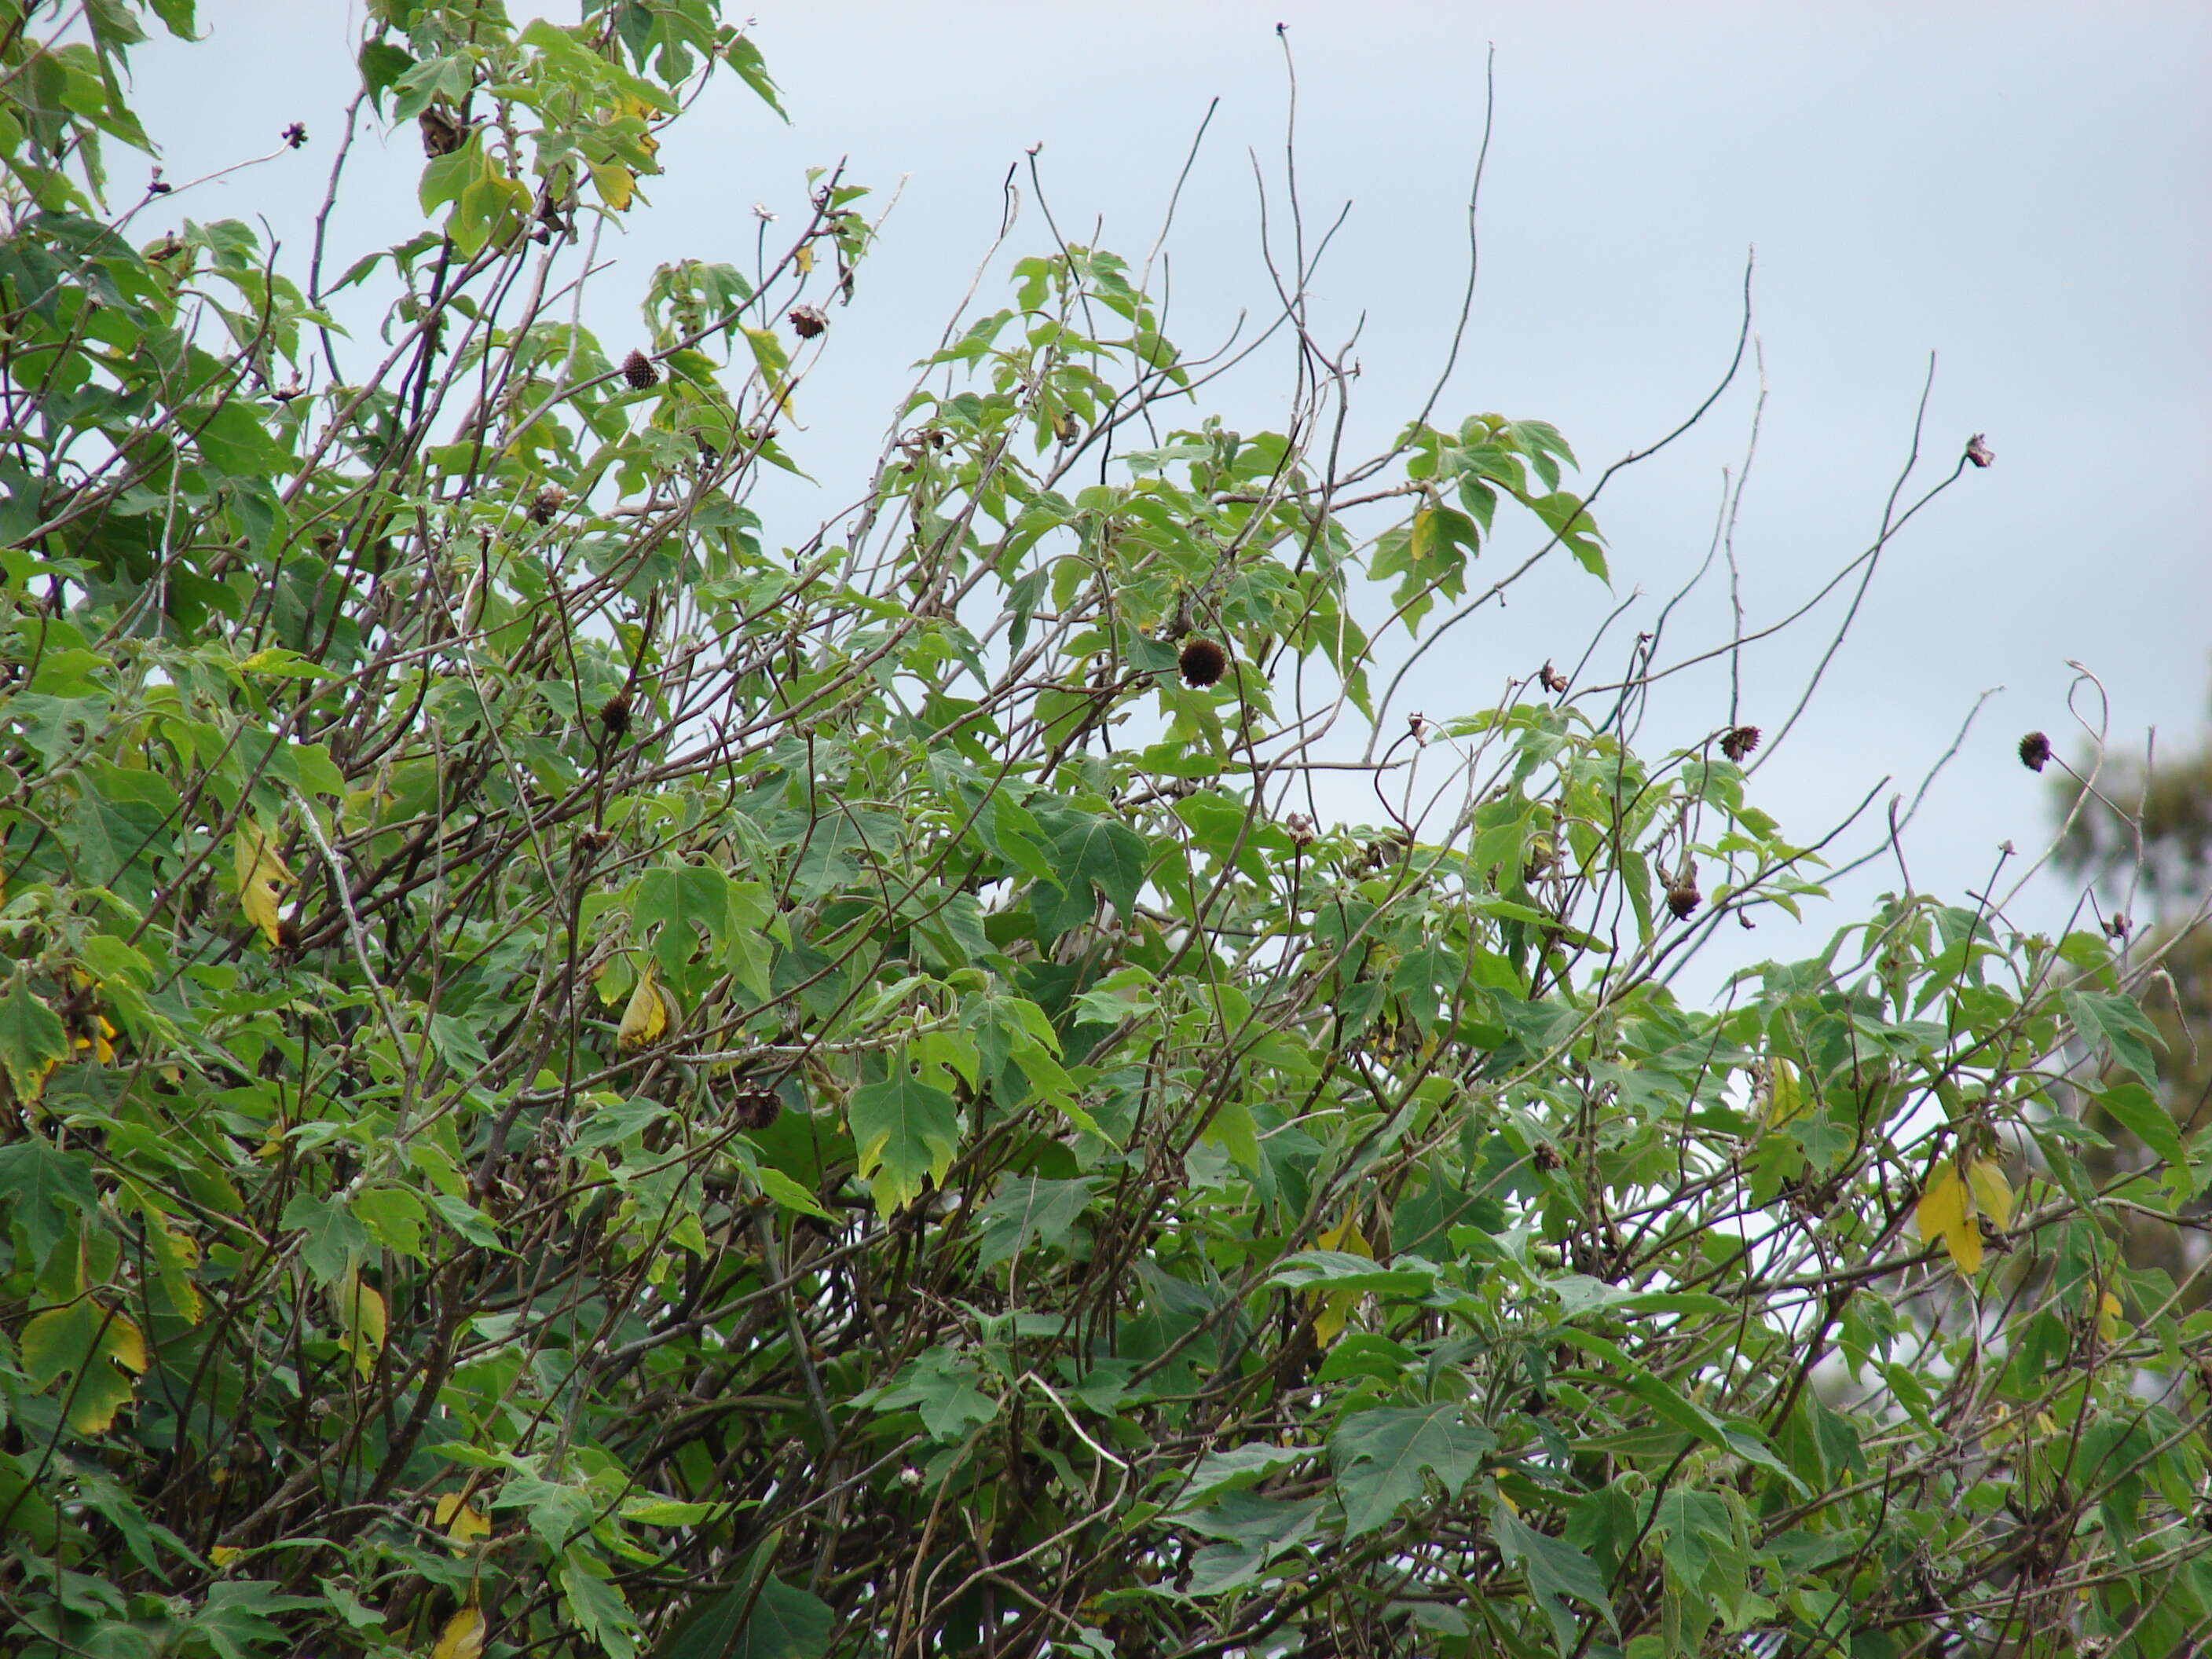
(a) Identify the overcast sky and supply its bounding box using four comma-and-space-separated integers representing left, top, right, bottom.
135, 2, 2211, 988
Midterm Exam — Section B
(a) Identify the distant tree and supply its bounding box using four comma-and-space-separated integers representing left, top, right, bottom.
2049, 687, 2212, 1290
2, 5, 2206, 1659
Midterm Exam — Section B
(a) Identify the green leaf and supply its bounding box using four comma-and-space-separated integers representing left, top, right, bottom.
280, 1192, 371, 1287
1330, 1404, 1493, 1536
751, 1164, 833, 1221
871, 1346, 1000, 1441
1491, 1506, 1615, 1646
848, 1065, 960, 1217
1266, 1251, 1437, 1298
0, 1141, 98, 1260
0, 975, 70, 1103
2065, 988, 2165, 1086
185, 1581, 328, 1659
2094, 1081, 2185, 1170
977, 1176, 1096, 1266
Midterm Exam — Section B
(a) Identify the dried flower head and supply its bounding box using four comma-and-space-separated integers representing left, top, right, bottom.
282, 123, 308, 149
2104, 913, 2131, 939
418, 106, 465, 158
274, 917, 302, 953
1540, 661, 1569, 694
731, 1086, 782, 1130
621, 349, 659, 390
1665, 879, 1702, 921
2018, 731, 2053, 772
1178, 638, 1227, 688
1408, 712, 1435, 745
529, 483, 568, 525
1720, 724, 1762, 762
599, 694, 633, 738
788, 305, 828, 339
1283, 811, 1316, 847
1965, 433, 1995, 469
1531, 1142, 1563, 1173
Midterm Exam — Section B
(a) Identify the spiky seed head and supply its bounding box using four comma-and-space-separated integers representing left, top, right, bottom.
1721, 724, 1762, 762
1178, 638, 1227, 688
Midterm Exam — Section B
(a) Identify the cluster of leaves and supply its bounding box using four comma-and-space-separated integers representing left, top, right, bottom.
2, 4, 2208, 1658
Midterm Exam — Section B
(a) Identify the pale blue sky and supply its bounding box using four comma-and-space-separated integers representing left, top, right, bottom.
137, 2, 2211, 979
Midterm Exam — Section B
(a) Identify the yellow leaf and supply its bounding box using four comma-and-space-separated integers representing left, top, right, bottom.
21, 1302, 148, 1434
1966, 1157, 2012, 1229
210, 1545, 240, 1566
617, 963, 669, 1050
133, 1189, 203, 1324
590, 159, 635, 212
331, 1271, 386, 1378
234, 821, 295, 946
1914, 1164, 1982, 1276
1761, 1059, 1809, 1130
434, 1493, 491, 1551
2095, 1287, 2122, 1343
793, 242, 815, 275
431, 1605, 486, 1659
1310, 1210, 1372, 1346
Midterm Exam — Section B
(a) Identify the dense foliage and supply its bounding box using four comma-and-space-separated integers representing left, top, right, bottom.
2, 5, 2207, 1657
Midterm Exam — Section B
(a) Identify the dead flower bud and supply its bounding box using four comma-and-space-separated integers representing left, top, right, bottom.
418, 106, 466, 158
1540, 661, 1569, 694
1408, 712, 1435, 745
1178, 638, 1228, 688
1965, 433, 1995, 469
2018, 731, 2053, 772
621, 349, 659, 389
788, 304, 828, 339
1531, 1142, 1563, 1173
1283, 811, 1316, 846
599, 694, 633, 738
1720, 724, 1762, 762
1665, 878, 1702, 921
731, 1086, 782, 1130
529, 483, 568, 525
2104, 914, 2131, 939
282, 123, 308, 149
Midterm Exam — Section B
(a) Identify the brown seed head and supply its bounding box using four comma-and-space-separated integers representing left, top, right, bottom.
530, 483, 568, 526
1720, 724, 1762, 762
274, 917, 302, 953
1665, 880, 1702, 921
788, 305, 828, 339
1539, 661, 1569, 694
1531, 1142, 1563, 1173
731, 1086, 782, 1131
622, 349, 659, 390
1178, 637, 1228, 688
2018, 731, 2053, 772
418, 106, 465, 158
599, 694, 633, 738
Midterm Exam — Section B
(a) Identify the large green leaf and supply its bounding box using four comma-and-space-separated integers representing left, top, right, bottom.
848, 1066, 959, 1217
1330, 1404, 1492, 1536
